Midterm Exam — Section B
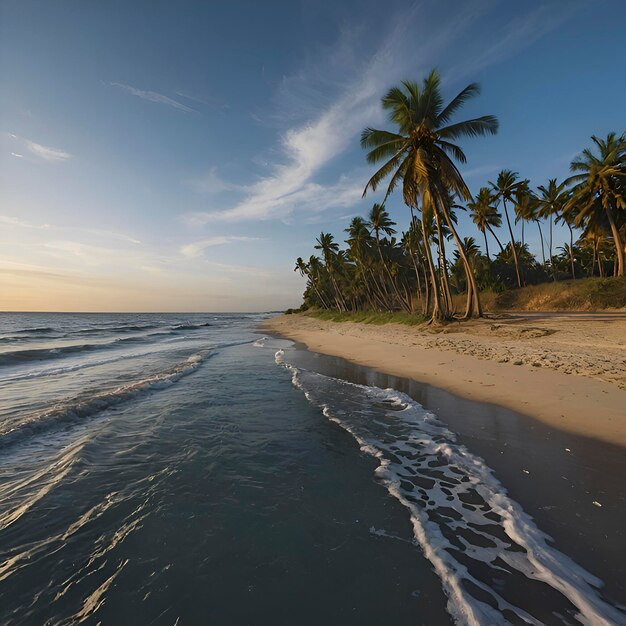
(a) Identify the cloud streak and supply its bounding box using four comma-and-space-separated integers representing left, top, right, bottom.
111, 82, 194, 112
184, 1, 577, 226
180, 236, 258, 258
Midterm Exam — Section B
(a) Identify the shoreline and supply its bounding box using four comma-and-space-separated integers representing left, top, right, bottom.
262, 313, 626, 447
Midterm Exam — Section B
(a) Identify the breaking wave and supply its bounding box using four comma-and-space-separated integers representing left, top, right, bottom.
0, 351, 209, 449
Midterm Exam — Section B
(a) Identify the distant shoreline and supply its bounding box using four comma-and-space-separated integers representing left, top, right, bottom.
262, 312, 626, 446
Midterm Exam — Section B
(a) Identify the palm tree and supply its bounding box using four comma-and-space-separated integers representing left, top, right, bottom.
565, 133, 625, 276
314, 233, 347, 311
556, 193, 578, 279
489, 170, 527, 287
367, 203, 410, 311
536, 179, 568, 281
295, 256, 331, 309
345, 216, 386, 310
361, 69, 498, 321
308, 255, 331, 308
467, 187, 503, 262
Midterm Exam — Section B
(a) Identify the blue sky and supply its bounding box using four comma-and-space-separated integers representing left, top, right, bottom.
1, 0, 624, 311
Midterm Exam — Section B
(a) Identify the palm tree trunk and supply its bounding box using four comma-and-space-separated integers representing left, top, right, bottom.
441, 207, 483, 318
568, 223, 576, 279
483, 230, 490, 263
376, 234, 410, 312
502, 199, 522, 287
433, 212, 454, 314
604, 204, 625, 276
411, 255, 423, 310
420, 221, 444, 322
549, 214, 556, 281
486, 225, 505, 252
536, 221, 546, 266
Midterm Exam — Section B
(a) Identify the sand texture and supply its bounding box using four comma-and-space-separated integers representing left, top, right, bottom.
263, 312, 626, 446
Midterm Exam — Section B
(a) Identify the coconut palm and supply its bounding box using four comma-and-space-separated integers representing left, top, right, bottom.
489, 170, 527, 287
314, 233, 347, 311
345, 216, 386, 310
467, 187, 503, 262
565, 132, 626, 276
535, 179, 568, 280
361, 69, 498, 321
367, 203, 410, 311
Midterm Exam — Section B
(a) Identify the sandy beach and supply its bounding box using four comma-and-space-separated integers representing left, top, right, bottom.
263, 312, 626, 446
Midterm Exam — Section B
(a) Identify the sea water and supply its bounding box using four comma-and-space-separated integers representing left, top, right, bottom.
0, 313, 623, 625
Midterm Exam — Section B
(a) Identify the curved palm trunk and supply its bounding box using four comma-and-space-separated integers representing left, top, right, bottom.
312, 280, 331, 309
433, 212, 454, 315
502, 199, 522, 287
441, 207, 483, 318
567, 223, 576, 279
420, 222, 444, 322
375, 234, 411, 312
604, 204, 625, 277
536, 221, 546, 267
482, 230, 491, 263
411, 254, 424, 312
549, 214, 556, 281
486, 225, 504, 253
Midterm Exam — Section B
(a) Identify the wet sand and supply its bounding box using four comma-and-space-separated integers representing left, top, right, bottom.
264, 314, 626, 446
280, 341, 626, 607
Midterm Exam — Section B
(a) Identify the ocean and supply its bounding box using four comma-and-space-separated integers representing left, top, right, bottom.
0, 312, 623, 625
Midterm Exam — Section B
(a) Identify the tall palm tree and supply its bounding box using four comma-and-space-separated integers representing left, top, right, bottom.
467, 187, 503, 262
536, 179, 568, 281
565, 133, 625, 276
489, 170, 527, 287
345, 216, 386, 310
295, 256, 330, 309
314, 233, 347, 311
556, 193, 578, 279
367, 203, 410, 311
361, 69, 498, 321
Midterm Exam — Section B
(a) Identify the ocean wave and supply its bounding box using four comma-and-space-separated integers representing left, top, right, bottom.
171, 322, 212, 330
0, 336, 153, 367
276, 352, 625, 625
0, 351, 209, 449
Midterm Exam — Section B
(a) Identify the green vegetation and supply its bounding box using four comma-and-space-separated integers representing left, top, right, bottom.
303, 309, 427, 325
294, 70, 625, 323
449, 277, 626, 312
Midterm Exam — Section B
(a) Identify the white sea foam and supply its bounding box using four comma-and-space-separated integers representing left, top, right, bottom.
0, 351, 210, 448
276, 356, 625, 626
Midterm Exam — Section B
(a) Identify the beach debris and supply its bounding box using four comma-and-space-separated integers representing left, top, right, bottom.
592, 501, 602, 508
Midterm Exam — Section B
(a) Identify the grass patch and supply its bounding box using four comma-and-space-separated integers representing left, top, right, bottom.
449, 277, 626, 312
304, 309, 427, 325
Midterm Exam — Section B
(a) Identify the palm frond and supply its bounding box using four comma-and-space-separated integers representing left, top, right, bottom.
437, 83, 480, 125
438, 115, 499, 140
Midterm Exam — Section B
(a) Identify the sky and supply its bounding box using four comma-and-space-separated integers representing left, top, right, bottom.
0, 0, 624, 312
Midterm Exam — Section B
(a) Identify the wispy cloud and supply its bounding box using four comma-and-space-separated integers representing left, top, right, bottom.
111, 82, 194, 113
182, 1, 578, 226
7, 133, 72, 162
180, 235, 258, 258
0, 215, 52, 229
25, 139, 72, 161
183, 4, 489, 224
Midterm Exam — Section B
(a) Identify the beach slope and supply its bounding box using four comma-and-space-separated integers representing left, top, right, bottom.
263, 312, 626, 446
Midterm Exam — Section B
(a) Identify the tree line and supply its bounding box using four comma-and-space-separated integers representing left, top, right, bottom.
294, 70, 625, 323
